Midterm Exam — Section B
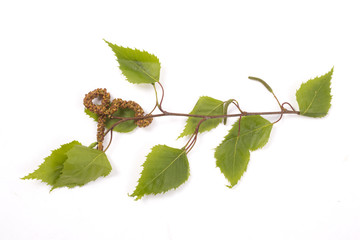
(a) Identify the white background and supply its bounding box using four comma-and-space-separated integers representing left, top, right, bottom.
1, 0, 359, 239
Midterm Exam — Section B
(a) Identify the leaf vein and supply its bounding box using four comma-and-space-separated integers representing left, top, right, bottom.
127, 60, 158, 82
238, 123, 272, 138
232, 137, 239, 181
141, 150, 186, 191
84, 151, 105, 169
303, 83, 325, 114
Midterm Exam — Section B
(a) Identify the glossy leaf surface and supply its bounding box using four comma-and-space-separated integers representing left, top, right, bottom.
179, 96, 224, 138
296, 68, 333, 117
130, 145, 189, 200
105, 40, 161, 84
215, 116, 272, 187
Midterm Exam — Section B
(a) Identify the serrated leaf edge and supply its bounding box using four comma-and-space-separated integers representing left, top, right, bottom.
178, 96, 224, 138
215, 117, 273, 187
215, 122, 248, 188
104, 40, 160, 84
296, 67, 333, 118
51, 146, 111, 191
22, 141, 82, 186
130, 145, 189, 200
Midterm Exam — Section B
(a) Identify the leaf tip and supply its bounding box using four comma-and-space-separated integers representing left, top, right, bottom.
177, 133, 185, 139
226, 184, 234, 189
296, 67, 334, 118
20, 175, 29, 180
103, 39, 112, 46
129, 191, 142, 201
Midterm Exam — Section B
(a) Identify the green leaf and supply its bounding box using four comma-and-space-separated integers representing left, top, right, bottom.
130, 145, 190, 200
215, 116, 272, 187
296, 68, 333, 117
215, 137, 250, 188
238, 116, 273, 151
85, 108, 137, 133
52, 145, 112, 190
105, 40, 161, 84
23, 141, 112, 190
178, 96, 224, 138
22, 141, 81, 185
84, 108, 98, 121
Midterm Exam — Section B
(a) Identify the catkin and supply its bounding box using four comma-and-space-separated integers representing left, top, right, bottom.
84, 88, 153, 150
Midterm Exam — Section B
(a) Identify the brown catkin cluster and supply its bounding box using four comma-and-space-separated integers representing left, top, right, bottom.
83, 88, 111, 115
84, 88, 153, 150
110, 99, 153, 128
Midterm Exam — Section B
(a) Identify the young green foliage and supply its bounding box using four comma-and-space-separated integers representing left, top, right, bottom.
85, 108, 137, 133
130, 145, 190, 200
23, 141, 112, 190
215, 116, 273, 187
22, 141, 81, 186
51, 145, 112, 190
24, 40, 335, 199
105, 40, 161, 84
179, 96, 224, 138
296, 68, 333, 117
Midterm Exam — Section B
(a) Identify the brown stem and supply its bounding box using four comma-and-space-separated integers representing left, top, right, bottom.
104, 108, 299, 152
272, 112, 283, 124
272, 102, 298, 124
96, 80, 300, 152
149, 83, 159, 115
156, 82, 166, 113
282, 102, 296, 112
104, 109, 299, 141
184, 131, 197, 150
231, 100, 244, 114
110, 110, 299, 122
105, 109, 299, 138
104, 118, 128, 137
148, 101, 158, 116
185, 118, 207, 154
104, 130, 113, 152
